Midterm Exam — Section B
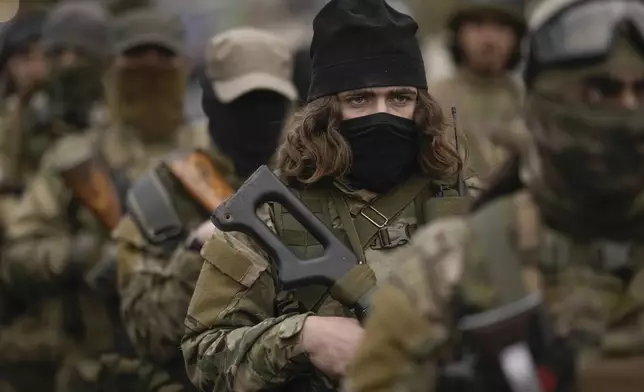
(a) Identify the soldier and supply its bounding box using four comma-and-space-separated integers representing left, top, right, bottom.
0, 1, 111, 212
181, 0, 465, 391
0, 9, 48, 217
41, 0, 113, 132
0, 6, 108, 392
432, 0, 527, 188
110, 27, 297, 390
0, 7, 208, 392
346, 0, 644, 391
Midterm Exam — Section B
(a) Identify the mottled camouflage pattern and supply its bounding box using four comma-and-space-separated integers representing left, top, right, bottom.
0, 90, 108, 392
346, 191, 644, 392
181, 183, 445, 392
431, 70, 523, 185
112, 150, 240, 390
0, 121, 209, 391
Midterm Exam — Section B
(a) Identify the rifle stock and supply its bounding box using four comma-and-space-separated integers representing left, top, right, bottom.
211, 165, 375, 319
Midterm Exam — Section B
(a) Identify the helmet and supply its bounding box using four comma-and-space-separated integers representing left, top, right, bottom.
448, 0, 527, 69
524, 0, 644, 87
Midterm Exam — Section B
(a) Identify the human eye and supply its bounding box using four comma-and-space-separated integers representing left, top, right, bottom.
391, 93, 414, 105
347, 95, 367, 106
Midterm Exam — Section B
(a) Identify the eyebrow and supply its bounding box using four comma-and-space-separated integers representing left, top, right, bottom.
339, 88, 418, 97
389, 88, 418, 95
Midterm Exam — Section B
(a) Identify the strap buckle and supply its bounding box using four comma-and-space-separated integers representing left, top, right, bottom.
360, 204, 389, 228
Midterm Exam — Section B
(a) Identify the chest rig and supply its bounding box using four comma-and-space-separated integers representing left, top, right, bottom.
272, 175, 469, 310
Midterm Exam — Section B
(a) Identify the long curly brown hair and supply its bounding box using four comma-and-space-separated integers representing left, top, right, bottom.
277, 89, 464, 185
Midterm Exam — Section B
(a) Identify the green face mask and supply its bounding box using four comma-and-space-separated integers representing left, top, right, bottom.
46, 58, 104, 128
527, 92, 644, 198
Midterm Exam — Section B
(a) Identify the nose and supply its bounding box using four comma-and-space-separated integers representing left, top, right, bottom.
620, 87, 640, 109
373, 96, 388, 114
59, 50, 81, 68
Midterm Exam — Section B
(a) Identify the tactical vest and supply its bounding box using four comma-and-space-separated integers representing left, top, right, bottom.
272, 175, 470, 310
466, 191, 644, 392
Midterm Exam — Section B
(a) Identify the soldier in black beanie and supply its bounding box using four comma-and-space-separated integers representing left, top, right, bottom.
181, 1, 465, 391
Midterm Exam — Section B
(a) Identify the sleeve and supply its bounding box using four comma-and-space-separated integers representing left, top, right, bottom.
181, 227, 314, 392
344, 217, 469, 392
1, 165, 103, 297
0, 96, 22, 187
114, 215, 204, 363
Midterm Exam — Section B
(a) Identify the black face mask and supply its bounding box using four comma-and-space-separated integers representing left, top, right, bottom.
340, 113, 419, 193
202, 82, 289, 178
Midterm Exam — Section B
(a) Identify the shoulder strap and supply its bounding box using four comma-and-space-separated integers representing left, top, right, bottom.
126, 170, 184, 246
59, 156, 123, 230
164, 150, 234, 212
346, 174, 433, 250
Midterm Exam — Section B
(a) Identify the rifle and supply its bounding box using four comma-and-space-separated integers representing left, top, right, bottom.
211, 165, 375, 320
211, 166, 569, 391
439, 293, 575, 392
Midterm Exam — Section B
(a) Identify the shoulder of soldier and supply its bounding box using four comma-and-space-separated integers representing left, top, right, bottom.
112, 213, 147, 248
199, 227, 271, 288
39, 129, 100, 173
385, 216, 470, 317
392, 191, 535, 310
199, 204, 275, 280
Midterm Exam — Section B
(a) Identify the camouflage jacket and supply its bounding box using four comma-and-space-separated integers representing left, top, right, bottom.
431, 69, 524, 185
0, 121, 209, 361
111, 148, 241, 388
181, 175, 469, 392
345, 190, 644, 392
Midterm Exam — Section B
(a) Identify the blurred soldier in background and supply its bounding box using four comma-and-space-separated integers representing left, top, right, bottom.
41, 0, 112, 132
1, 6, 208, 392
0, 9, 48, 217
111, 27, 296, 391
0, 11, 50, 392
0, 4, 111, 392
432, 0, 526, 190
0, 0, 113, 220
346, 0, 644, 391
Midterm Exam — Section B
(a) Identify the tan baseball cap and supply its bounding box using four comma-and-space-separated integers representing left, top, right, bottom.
205, 27, 298, 103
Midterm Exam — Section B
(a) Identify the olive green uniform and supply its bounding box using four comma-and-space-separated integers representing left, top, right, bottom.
111, 149, 240, 390
1, 121, 209, 391
431, 71, 523, 182
182, 176, 467, 391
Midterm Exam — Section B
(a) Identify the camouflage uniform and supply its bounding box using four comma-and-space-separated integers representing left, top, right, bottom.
0, 1, 112, 220
112, 150, 240, 391
346, 1, 644, 391
1, 8, 209, 392
431, 0, 527, 186
0, 5, 111, 392
112, 27, 298, 391
179, 0, 473, 389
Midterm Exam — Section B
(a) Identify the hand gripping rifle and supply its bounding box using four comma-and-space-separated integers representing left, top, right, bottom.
211, 165, 375, 320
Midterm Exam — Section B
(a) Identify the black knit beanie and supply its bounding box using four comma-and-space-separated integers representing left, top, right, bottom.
307, 0, 427, 101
